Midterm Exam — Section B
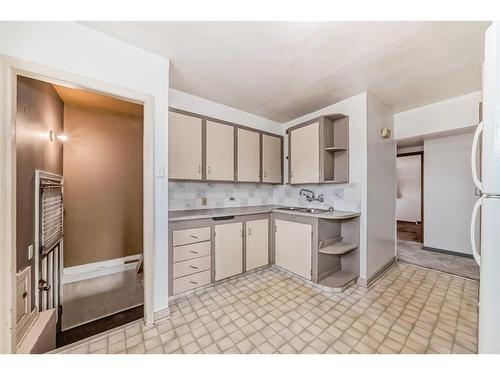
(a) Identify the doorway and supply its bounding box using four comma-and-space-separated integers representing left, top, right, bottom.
14, 74, 146, 350
396, 152, 423, 243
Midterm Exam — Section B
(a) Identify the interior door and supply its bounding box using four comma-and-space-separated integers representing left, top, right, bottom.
245, 219, 269, 271
275, 219, 312, 280
206, 120, 235, 181
290, 122, 319, 184
237, 128, 260, 182
262, 134, 282, 183
215, 222, 243, 280
168, 111, 202, 180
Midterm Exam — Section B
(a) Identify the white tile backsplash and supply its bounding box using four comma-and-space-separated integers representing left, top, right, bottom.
169, 181, 360, 212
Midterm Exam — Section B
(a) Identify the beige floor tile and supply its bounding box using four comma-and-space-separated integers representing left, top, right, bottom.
55, 264, 478, 356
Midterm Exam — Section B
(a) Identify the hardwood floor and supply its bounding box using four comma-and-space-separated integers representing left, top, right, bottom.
397, 220, 423, 242
56, 305, 144, 348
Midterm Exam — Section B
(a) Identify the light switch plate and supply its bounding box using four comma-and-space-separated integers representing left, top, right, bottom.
28, 245, 34, 260
156, 166, 165, 178
201, 197, 208, 206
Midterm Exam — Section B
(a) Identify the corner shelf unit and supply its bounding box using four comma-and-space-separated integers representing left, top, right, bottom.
316, 216, 359, 291
321, 114, 349, 184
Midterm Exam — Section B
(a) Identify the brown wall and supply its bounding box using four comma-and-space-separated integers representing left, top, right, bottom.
16, 76, 64, 308
63, 105, 143, 267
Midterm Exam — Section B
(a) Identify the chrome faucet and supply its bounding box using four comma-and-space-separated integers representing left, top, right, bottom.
299, 189, 325, 203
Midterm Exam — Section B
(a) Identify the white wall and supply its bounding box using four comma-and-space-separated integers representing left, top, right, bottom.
396, 155, 422, 222
394, 91, 481, 140
170, 88, 281, 135
365, 93, 396, 279
424, 132, 477, 255
0, 22, 170, 320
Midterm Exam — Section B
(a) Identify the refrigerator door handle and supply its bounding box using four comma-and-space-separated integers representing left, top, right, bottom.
471, 196, 483, 265
471, 121, 484, 191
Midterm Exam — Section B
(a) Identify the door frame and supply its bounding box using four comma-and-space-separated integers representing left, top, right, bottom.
396, 151, 424, 240
0, 55, 155, 353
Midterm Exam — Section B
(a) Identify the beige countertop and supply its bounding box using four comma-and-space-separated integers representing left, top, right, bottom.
169, 205, 360, 222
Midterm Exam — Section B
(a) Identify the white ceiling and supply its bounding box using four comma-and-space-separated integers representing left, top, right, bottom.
83, 21, 490, 122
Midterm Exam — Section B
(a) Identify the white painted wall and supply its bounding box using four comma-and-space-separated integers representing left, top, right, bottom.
0, 22, 170, 320
396, 155, 422, 222
424, 132, 477, 255
394, 91, 481, 140
365, 93, 396, 280
170, 88, 281, 135
282, 93, 368, 278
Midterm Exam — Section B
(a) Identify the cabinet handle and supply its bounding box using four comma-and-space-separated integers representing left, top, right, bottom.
190, 265, 199, 269
208, 166, 212, 175
189, 281, 198, 285
189, 235, 198, 239
248, 228, 252, 236
190, 250, 199, 254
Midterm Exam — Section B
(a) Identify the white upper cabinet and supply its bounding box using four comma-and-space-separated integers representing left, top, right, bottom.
206, 120, 235, 181
168, 111, 202, 180
237, 128, 260, 182
262, 134, 282, 183
290, 122, 320, 184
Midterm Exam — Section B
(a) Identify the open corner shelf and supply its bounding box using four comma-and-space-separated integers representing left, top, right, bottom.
319, 241, 357, 256
319, 270, 357, 290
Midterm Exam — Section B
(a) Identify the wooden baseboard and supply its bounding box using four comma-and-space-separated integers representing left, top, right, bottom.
421, 245, 473, 259
358, 256, 397, 287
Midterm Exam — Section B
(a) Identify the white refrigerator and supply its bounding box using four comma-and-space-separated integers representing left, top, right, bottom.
471, 21, 500, 354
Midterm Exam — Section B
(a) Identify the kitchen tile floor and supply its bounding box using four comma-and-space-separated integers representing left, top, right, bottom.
55, 263, 478, 354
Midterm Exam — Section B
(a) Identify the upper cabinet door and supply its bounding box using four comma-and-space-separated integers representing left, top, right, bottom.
168, 111, 202, 180
262, 134, 282, 183
206, 121, 235, 181
237, 128, 260, 182
290, 122, 319, 184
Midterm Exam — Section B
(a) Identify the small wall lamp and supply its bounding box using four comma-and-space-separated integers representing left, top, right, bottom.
49, 130, 68, 142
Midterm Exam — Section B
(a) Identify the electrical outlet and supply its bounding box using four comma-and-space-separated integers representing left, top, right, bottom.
229, 197, 235, 201
201, 197, 208, 206
28, 245, 34, 260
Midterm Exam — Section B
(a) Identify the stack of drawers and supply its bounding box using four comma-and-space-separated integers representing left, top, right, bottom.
172, 226, 212, 295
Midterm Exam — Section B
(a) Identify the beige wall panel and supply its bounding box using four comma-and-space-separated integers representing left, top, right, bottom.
206, 121, 234, 181
63, 105, 143, 267
290, 122, 319, 184
275, 219, 312, 280
245, 219, 269, 271
168, 111, 202, 180
16, 76, 64, 308
262, 135, 282, 183
237, 128, 260, 182
215, 222, 243, 280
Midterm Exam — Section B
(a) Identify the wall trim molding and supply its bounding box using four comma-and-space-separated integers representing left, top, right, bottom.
358, 256, 397, 287
153, 307, 171, 324
421, 245, 474, 259
61, 254, 141, 284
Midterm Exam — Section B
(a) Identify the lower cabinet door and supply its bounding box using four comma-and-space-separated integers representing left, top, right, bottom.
246, 219, 269, 271
215, 222, 243, 281
275, 219, 312, 280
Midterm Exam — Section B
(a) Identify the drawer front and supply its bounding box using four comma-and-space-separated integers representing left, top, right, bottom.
172, 226, 211, 246
173, 256, 211, 279
173, 270, 211, 295
173, 241, 211, 262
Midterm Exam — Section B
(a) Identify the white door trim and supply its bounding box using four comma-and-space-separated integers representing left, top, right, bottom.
0, 55, 156, 353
